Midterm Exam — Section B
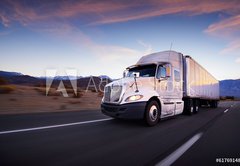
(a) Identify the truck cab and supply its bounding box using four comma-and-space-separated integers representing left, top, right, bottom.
101, 51, 184, 126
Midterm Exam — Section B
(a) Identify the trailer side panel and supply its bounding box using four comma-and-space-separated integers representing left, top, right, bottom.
184, 56, 219, 100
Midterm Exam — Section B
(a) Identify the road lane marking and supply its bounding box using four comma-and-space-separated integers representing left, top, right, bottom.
224, 109, 229, 113
0, 118, 113, 135
156, 132, 203, 166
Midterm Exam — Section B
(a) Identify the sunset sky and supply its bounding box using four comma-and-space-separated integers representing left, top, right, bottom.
0, 0, 240, 80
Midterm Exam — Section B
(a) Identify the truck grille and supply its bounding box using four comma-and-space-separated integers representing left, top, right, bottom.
104, 86, 122, 103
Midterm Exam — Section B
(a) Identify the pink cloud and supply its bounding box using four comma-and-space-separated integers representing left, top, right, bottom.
56, 1, 131, 17
1, 0, 240, 56
205, 14, 240, 54
205, 15, 240, 36
1, 0, 132, 27
89, 0, 238, 25
0, 13, 10, 27
220, 39, 240, 55
2, 0, 239, 27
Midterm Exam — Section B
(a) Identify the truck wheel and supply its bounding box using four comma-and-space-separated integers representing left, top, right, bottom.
193, 100, 199, 114
184, 99, 193, 115
215, 101, 218, 108
211, 100, 218, 108
145, 100, 160, 126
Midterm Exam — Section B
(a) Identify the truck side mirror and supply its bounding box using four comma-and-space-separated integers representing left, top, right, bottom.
156, 64, 171, 79
166, 64, 171, 77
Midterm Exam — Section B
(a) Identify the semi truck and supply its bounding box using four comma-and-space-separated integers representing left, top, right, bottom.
101, 51, 219, 126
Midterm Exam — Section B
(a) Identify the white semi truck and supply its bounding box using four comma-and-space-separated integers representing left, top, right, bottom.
101, 51, 219, 126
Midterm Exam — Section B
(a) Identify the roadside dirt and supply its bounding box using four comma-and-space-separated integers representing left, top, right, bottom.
0, 85, 103, 115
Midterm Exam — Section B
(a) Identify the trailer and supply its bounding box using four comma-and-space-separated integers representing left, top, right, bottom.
183, 56, 219, 114
101, 51, 219, 126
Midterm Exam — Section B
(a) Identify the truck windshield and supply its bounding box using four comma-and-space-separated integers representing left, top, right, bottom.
127, 64, 156, 77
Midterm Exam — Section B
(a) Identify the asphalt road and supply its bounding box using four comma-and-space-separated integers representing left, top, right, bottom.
0, 101, 239, 166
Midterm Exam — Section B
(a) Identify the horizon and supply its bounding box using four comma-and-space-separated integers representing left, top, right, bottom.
1, 0, 240, 80
1, 69, 239, 81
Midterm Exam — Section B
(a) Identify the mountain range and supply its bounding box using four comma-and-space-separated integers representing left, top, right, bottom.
0, 71, 112, 90
0, 71, 239, 98
220, 79, 240, 98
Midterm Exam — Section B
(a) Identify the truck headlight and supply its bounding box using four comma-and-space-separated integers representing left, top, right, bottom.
125, 95, 143, 102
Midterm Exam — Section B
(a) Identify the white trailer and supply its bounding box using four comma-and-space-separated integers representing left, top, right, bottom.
183, 56, 219, 113
101, 51, 219, 126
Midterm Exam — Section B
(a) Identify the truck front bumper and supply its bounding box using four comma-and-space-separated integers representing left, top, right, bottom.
101, 102, 147, 119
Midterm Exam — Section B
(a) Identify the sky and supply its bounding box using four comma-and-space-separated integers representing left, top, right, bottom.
0, 0, 240, 80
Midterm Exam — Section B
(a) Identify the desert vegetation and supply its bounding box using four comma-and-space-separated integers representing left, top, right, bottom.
0, 77, 15, 94
0, 84, 102, 115
0, 74, 111, 115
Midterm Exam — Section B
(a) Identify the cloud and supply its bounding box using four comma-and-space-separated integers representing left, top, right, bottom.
236, 58, 240, 63
89, 0, 238, 25
0, 30, 11, 36
30, 21, 143, 66
137, 40, 153, 55
0, 1, 146, 78
0, 0, 142, 58
0, 13, 10, 27
0, 0, 132, 27
205, 15, 240, 37
220, 40, 240, 55
205, 14, 240, 55
201, 1, 240, 55
55, 1, 130, 17
1, 0, 239, 27
1, 0, 240, 58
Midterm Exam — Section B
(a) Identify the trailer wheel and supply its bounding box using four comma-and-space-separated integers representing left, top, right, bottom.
210, 100, 218, 108
193, 100, 199, 114
145, 100, 160, 126
215, 101, 218, 108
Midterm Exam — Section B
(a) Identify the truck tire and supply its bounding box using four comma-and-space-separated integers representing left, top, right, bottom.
184, 99, 193, 115
215, 101, 218, 108
145, 100, 160, 126
210, 100, 218, 108
193, 100, 199, 114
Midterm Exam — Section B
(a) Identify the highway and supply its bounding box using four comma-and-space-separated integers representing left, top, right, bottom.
0, 101, 239, 166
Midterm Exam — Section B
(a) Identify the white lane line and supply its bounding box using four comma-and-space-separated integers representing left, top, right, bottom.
0, 118, 113, 135
224, 109, 229, 113
156, 132, 203, 166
